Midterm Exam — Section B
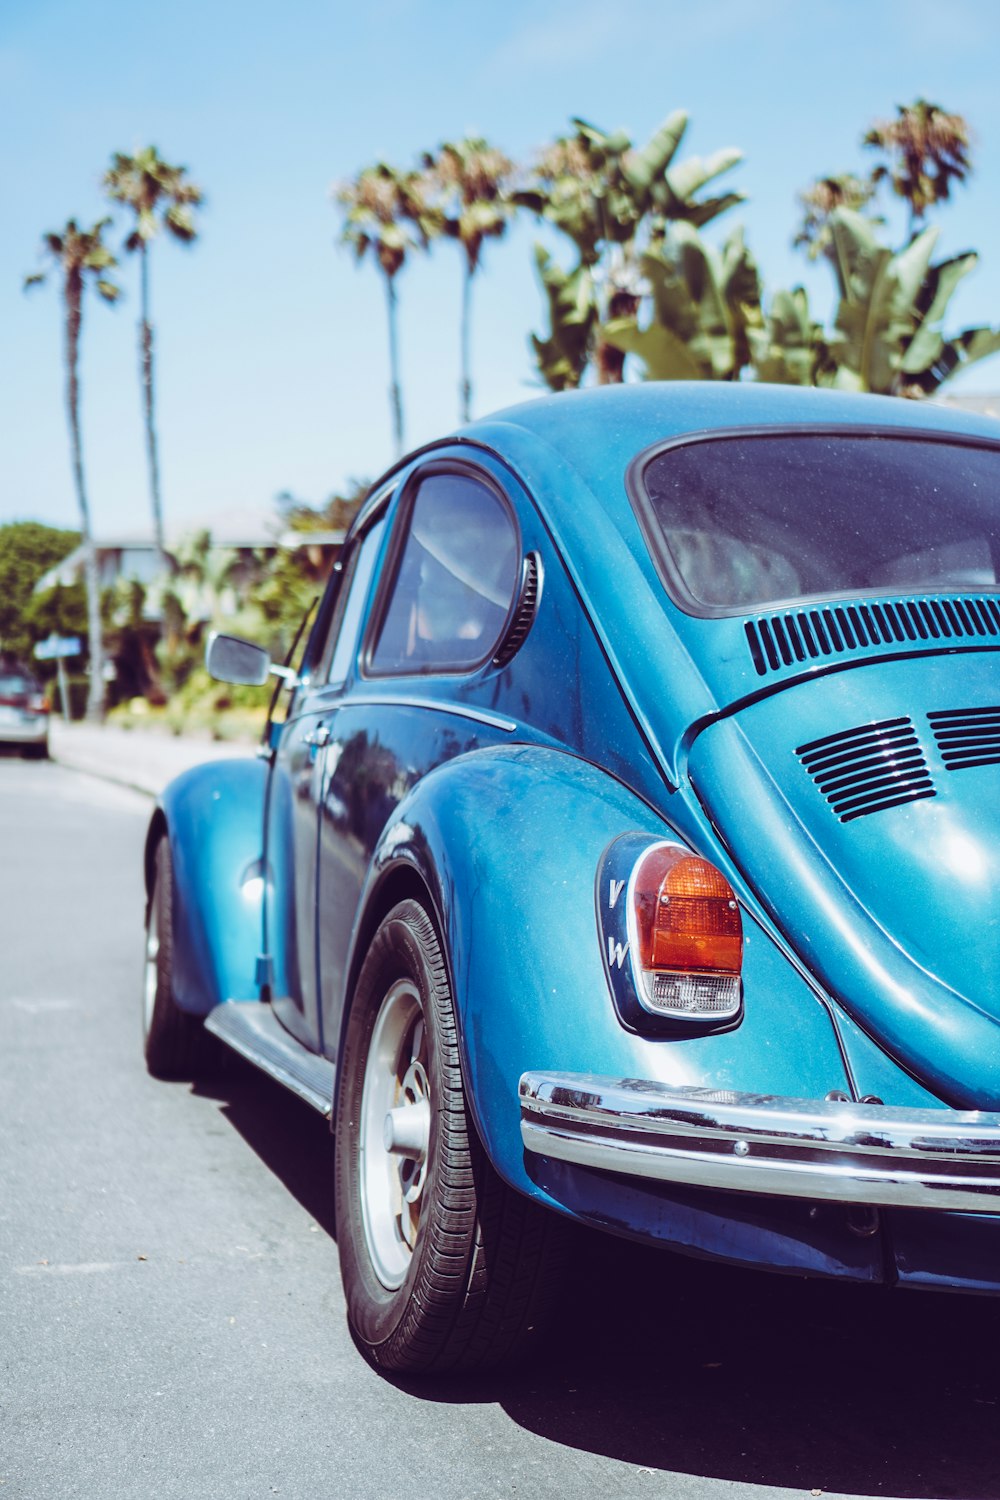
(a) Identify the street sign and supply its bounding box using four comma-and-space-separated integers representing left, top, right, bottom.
33, 635, 82, 661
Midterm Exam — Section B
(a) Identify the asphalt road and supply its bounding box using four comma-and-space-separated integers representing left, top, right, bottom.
3, 756, 1000, 1500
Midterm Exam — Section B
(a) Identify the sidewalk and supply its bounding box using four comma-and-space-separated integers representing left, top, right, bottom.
50, 720, 254, 799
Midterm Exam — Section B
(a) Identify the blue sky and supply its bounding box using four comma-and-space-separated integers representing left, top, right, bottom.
4, 0, 1000, 539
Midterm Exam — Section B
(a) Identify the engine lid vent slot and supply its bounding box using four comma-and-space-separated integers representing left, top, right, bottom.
928, 705, 1000, 771
746, 595, 1000, 677
796, 716, 936, 823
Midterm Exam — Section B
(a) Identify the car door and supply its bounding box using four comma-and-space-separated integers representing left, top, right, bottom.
263, 507, 389, 1054
316, 462, 525, 1060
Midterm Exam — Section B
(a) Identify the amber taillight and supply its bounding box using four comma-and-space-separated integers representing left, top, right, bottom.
629, 844, 743, 1021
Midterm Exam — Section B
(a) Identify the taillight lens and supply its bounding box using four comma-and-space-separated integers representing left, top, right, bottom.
29, 694, 50, 714
629, 844, 743, 1020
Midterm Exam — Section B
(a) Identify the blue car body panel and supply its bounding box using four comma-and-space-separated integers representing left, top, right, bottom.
149, 383, 1000, 1291
149, 758, 267, 1015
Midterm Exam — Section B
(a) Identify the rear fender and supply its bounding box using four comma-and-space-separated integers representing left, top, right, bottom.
340, 744, 855, 1201
146, 759, 268, 1015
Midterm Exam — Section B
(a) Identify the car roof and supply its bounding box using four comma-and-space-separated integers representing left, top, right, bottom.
466, 381, 1000, 492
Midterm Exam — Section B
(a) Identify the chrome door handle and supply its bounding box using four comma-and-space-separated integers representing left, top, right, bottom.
303, 725, 330, 748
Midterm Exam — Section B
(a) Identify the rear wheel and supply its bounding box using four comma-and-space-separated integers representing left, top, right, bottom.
143, 839, 214, 1079
335, 899, 564, 1373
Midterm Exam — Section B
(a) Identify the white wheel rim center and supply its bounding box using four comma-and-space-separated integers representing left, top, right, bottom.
359, 980, 430, 1290
142, 901, 159, 1037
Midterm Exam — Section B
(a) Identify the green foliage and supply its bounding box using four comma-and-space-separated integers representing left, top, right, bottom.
793, 173, 880, 262
104, 146, 203, 247
0, 522, 80, 661
748, 287, 828, 386
24, 218, 121, 303
864, 100, 972, 228
530, 249, 596, 390
24, 581, 88, 640
601, 224, 762, 382
519, 110, 743, 388
335, 163, 436, 279
277, 481, 367, 536
824, 208, 1000, 393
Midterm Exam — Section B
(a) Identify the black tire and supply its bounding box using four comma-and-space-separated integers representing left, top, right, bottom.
23, 741, 48, 760
334, 898, 565, 1374
143, 839, 214, 1079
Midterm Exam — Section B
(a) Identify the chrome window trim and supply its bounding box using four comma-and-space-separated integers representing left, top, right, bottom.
520, 1072, 1000, 1213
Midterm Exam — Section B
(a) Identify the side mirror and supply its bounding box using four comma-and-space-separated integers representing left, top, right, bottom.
206, 632, 271, 686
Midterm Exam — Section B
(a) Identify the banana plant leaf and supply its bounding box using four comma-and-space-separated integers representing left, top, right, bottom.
601, 225, 739, 381
749, 288, 818, 386
530, 246, 595, 391
620, 110, 688, 193
902, 251, 977, 375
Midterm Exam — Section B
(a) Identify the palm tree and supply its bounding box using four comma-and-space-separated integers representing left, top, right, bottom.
864, 100, 972, 237
24, 220, 120, 721
335, 164, 434, 457
424, 138, 514, 422
103, 147, 203, 565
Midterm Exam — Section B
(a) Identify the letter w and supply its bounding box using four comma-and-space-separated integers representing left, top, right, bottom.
607, 936, 630, 970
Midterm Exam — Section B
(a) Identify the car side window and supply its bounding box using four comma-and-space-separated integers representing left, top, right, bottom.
320, 518, 386, 685
369, 472, 519, 675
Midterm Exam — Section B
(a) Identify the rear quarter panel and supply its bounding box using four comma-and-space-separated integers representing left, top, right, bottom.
349, 743, 857, 1203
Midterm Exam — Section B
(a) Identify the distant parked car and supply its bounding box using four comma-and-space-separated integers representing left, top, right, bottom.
142, 382, 1000, 1375
0, 659, 49, 757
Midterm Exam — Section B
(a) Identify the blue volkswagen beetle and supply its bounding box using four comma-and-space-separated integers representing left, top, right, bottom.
142, 382, 1000, 1372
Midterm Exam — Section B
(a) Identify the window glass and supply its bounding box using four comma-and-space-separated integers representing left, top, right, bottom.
370, 473, 519, 674
322, 518, 386, 684
638, 434, 1000, 613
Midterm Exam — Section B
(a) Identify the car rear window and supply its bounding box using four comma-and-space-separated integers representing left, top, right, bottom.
0, 674, 37, 696
633, 432, 1000, 614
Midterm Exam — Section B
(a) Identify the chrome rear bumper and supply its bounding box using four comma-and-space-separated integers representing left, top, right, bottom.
519, 1073, 1000, 1213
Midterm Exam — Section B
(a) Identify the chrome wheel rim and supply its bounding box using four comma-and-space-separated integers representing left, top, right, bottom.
142, 901, 159, 1039
359, 980, 431, 1290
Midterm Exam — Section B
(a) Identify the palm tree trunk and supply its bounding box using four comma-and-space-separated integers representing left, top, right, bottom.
460, 261, 473, 423
138, 240, 168, 565
385, 273, 404, 457
64, 269, 106, 722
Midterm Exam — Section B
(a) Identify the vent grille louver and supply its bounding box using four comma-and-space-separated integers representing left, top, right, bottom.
796, 717, 936, 822
493, 552, 541, 669
928, 705, 1000, 770
746, 595, 1000, 676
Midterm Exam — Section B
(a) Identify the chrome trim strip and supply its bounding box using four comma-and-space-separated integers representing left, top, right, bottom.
519, 1072, 1000, 1213
345, 694, 517, 733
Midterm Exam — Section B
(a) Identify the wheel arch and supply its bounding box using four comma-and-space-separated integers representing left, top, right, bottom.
332, 854, 453, 1129
145, 759, 269, 1015
143, 807, 168, 912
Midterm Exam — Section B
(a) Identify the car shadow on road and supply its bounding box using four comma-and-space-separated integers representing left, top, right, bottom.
196, 1058, 1000, 1497
414, 1231, 1000, 1498
193, 1050, 337, 1238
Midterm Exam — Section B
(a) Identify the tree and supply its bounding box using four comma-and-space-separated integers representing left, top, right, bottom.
335, 164, 437, 458
793, 172, 880, 262
517, 111, 743, 388
0, 521, 80, 662
24, 220, 120, 721
423, 138, 515, 422
103, 147, 203, 564
602, 224, 764, 382
864, 100, 972, 236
